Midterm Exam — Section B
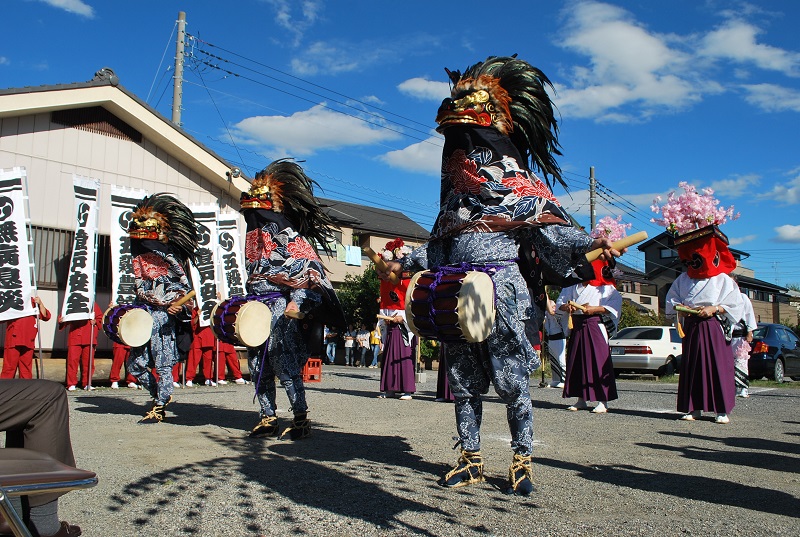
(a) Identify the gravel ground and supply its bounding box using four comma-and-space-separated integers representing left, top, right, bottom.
53, 366, 799, 536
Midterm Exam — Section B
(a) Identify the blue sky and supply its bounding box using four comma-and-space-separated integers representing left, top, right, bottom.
2, 0, 799, 285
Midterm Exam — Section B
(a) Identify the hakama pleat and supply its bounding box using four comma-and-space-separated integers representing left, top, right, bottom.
379, 325, 416, 394
677, 315, 735, 414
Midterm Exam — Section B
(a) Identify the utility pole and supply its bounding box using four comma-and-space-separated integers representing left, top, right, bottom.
171, 11, 186, 127
589, 166, 596, 230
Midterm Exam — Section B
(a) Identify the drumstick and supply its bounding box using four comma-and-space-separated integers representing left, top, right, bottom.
172, 290, 196, 308
584, 231, 648, 262
377, 314, 402, 322
568, 300, 587, 312
363, 247, 399, 284
285, 310, 306, 319
673, 305, 698, 338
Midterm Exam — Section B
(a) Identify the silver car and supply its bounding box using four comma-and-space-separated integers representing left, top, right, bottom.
609, 326, 682, 377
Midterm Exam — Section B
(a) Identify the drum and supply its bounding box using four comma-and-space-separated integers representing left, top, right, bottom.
405, 270, 495, 343
102, 305, 154, 348
211, 296, 272, 348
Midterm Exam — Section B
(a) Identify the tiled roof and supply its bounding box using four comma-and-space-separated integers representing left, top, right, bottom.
321, 198, 430, 241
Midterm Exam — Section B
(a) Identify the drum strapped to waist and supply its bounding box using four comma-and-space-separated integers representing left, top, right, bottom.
102, 305, 154, 348
405, 265, 497, 343
211, 295, 273, 348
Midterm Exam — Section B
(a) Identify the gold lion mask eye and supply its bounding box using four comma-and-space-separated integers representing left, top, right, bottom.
452, 89, 490, 111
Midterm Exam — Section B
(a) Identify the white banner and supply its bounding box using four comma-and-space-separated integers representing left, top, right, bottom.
189, 204, 220, 327
0, 168, 37, 323
60, 175, 100, 322
216, 213, 246, 299
110, 186, 148, 306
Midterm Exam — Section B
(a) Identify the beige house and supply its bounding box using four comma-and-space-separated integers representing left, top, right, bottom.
0, 69, 429, 357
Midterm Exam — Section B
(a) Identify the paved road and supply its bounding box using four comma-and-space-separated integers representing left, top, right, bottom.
53, 366, 799, 536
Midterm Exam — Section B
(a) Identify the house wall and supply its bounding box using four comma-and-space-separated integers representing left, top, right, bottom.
0, 112, 241, 352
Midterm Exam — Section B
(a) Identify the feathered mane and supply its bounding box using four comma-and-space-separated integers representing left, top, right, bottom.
440, 55, 565, 190
129, 193, 199, 263
244, 159, 340, 256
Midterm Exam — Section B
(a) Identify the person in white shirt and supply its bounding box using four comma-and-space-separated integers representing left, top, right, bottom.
557, 259, 622, 414
543, 298, 569, 388
343, 324, 357, 366
730, 287, 757, 398
665, 223, 745, 424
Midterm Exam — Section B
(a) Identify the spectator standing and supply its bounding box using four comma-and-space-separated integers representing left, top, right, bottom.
323, 325, 338, 365
369, 323, 382, 368
1, 296, 50, 379
343, 324, 357, 366
356, 323, 370, 367
58, 303, 103, 391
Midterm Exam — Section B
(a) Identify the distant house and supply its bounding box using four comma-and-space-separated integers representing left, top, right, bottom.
319, 198, 429, 283
615, 261, 660, 314
638, 231, 796, 324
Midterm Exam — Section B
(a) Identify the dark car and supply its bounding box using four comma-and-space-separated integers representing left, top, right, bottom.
748, 323, 800, 382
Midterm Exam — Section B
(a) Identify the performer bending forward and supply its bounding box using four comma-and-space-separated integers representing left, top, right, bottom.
377, 56, 619, 495
241, 160, 345, 440
127, 193, 198, 423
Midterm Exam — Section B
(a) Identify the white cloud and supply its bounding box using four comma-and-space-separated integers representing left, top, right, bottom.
38, 0, 94, 18
774, 224, 800, 243
553, 1, 711, 122
709, 174, 760, 198
729, 234, 757, 246
232, 104, 401, 155
397, 78, 450, 102
699, 20, 800, 77
0, 57, 9, 66
380, 134, 443, 175
263, 0, 322, 46
759, 171, 800, 205
290, 35, 441, 77
741, 83, 800, 113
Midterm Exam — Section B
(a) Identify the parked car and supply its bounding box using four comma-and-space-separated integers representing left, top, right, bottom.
748, 323, 800, 382
609, 326, 682, 377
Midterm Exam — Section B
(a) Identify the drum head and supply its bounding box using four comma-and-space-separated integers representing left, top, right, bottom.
235, 301, 272, 348
457, 271, 496, 343
405, 271, 425, 338
118, 308, 154, 348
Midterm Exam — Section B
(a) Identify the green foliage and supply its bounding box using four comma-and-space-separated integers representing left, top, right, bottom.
336, 265, 380, 328
618, 301, 670, 330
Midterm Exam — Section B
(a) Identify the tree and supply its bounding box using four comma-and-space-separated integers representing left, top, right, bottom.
336, 265, 380, 329
618, 300, 670, 330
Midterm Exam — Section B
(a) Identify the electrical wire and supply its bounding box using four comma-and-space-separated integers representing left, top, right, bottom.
147, 22, 177, 103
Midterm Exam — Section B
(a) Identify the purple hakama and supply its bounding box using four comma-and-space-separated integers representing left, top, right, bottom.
677, 315, 735, 414
563, 315, 617, 402
379, 324, 416, 394
435, 347, 454, 402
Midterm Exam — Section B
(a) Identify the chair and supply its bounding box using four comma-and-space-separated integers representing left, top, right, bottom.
0, 449, 97, 537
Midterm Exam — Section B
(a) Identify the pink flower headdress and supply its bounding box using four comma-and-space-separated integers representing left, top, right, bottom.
651, 182, 739, 236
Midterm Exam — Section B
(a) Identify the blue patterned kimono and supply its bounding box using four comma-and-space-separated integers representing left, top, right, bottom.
243, 209, 343, 418
127, 240, 192, 405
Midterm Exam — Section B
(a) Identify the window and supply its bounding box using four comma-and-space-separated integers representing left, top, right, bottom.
670, 328, 682, 343
31, 226, 111, 291
659, 248, 678, 259
639, 296, 652, 304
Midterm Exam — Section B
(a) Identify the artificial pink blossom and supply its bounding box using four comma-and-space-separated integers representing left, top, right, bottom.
650, 181, 738, 235
590, 215, 631, 242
